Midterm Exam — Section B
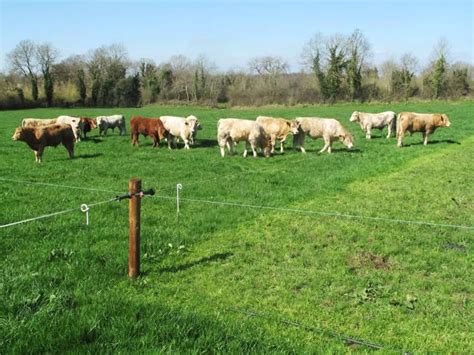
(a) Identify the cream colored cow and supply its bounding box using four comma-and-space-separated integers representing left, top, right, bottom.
293, 117, 353, 154
256, 116, 299, 153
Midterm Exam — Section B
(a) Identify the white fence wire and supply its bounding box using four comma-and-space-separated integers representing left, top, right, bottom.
0, 176, 472, 231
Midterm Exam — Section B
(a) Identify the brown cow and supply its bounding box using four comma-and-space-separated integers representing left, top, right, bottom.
12, 124, 75, 163
130, 116, 168, 147
397, 112, 451, 147
79, 117, 97, 139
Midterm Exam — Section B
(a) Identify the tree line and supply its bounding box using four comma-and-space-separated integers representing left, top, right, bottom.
1, 30, 472, 109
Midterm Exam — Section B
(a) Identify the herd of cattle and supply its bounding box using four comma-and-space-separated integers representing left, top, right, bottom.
11, 111, 451, 162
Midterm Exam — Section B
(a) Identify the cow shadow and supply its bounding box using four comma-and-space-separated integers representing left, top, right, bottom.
158, 252, 233, 273
331, 147, 362, 153
83, 137, 103, 144
75, 153, 104, 159
403, 139, 460, 147
196, 139, 218, 148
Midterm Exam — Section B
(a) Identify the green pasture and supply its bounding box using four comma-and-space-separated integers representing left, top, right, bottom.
0, 101, 472, 352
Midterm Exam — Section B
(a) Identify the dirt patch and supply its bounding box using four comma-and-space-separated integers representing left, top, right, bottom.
348, 251, 391, 271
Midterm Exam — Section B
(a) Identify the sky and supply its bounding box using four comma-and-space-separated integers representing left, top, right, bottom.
0, 0, 472, 72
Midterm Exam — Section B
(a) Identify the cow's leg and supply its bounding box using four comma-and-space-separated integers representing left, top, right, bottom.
270, 136, 276, 154
386, 123, 392, 139
65, 143, 74, 159
366, 125, 372, 139
280, 139, 285, 153
423, 131, 430, 146
321, 136, 333, 154
218, 137, 227, 157
243, 142, 249, 157
397, 131, 404, 147
36, 147, 44, 163
184, 138, 191, 149
33, 150, 39, 163
251, 142, 258, 158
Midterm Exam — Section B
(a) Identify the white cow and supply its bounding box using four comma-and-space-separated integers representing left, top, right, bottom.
293, 117, 353, 154
349, 111, 396, 139
22, 118, 57, 128
56, 115, 82, 142
96, 115, 126, 136
217, 118, 271, 158
160, 115, 201, 149
255, 116, 300, 153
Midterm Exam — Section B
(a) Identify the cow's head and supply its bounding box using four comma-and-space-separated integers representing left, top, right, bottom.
440, 114, 451, 127
288, 120, 300, 134
186, 115, 201, 130
340, 133, 354, 149
96, 117, 104, 128
82, 117, 97, 129
12, 127, 23, 141
260, 134, 272, 158
349, 111, 359, 122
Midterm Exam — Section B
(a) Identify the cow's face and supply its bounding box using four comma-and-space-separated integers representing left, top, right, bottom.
440, 114, 451, 127
12, 127, 23, 141
340, 134, 353, 149
84, 118, 97, 129
349, 111, 359, 122
289, 120, 300, 134
262, 136, 272, 157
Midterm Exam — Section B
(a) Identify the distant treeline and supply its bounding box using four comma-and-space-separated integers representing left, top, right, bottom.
1, 31, 472, 109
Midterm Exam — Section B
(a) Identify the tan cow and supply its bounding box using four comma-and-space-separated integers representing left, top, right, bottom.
349, 111, 396, 139
12, 124, 75, 163
255, 116, 299, 153
21, 118, 57, 128
217, 118, 271, 158
293, 117, 353, 154
396, 112, 451, 147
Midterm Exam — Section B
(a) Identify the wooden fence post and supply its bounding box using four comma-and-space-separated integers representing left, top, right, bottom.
128, 178, 141, 278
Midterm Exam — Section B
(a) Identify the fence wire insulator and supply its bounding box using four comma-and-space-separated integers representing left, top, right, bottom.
116, 188, 155, 201
80, 204, 90, 225
176, 183, 183, 214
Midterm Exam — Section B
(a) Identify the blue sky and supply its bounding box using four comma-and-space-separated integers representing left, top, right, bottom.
1, 0, 472, 72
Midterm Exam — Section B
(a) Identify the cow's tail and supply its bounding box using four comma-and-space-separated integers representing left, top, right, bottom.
390, 113, 397, 137
395, 113, 402, 138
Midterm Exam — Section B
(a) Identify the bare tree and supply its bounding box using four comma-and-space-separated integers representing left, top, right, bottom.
168, 55, 193, 101
248, 56, 289, 76
7, 40, 39, 100
36, 43, 59, 106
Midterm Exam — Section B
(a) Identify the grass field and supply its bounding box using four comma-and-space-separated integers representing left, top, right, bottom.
0, 101, 473, 353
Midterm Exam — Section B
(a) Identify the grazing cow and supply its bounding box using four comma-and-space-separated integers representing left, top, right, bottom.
255, 116, 300, 154
12, 124, 75, 163
21, 118, 57, 128
217, 118, 271, 158
96, 115, 126, 136
130, 116, 168, 147
160, 115, 201, 149
79, 117, 97, 139
293, 118, 353, 154
396, 112, 451, 147
56, 115, 82, 142
349, 111, 396, 139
